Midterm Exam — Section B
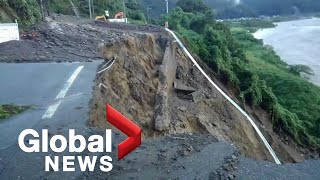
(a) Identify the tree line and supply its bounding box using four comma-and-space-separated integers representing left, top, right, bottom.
165, 0, 320, 149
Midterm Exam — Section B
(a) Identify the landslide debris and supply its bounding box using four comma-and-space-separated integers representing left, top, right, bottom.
0, 14, 308, 163
83, 134, 238, 179
89, 29, 305, 163
0, 22, 99, 62
0, 15, 166, 63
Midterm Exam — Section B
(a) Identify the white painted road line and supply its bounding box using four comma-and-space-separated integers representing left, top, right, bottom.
41, 100, 62, 119
56, 66, 84, 99
42, 66, 84, 119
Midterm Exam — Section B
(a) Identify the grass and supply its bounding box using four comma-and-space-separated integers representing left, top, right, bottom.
0, 104, 30, 120
167, 7, 320, 148
232, 27, 320, 148
128, 18, 147, 25
224, 19, 276, 33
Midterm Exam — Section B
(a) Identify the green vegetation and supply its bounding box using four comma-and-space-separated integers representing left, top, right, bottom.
165, 0, 320, 149
225, 19, 276, 33
241, 0, 320, 17
0, 0, 146, 24
141, 0, 177, 20
0, 0, 41, 28
314, 13, 320, 18
232, 28, 320, 147
142, 0, 320, 20
49, 0, 146, 22
288, 64, 315, 76
0, 104, 30, 120
2, 0, 320, 150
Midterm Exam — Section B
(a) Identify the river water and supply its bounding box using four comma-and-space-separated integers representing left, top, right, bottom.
253, 18, 320, 86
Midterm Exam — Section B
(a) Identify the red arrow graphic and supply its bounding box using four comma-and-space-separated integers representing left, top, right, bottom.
106, 104, 142, 160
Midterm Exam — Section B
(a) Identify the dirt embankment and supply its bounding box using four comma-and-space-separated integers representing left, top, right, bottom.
0, 15, 307, 163
0, 15, 166, 63
89, 30, 305, 163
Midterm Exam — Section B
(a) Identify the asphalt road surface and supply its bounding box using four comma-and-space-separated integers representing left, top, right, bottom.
0, 61, 107, 179
1, 62, 320, 180
0, 60, 236, 179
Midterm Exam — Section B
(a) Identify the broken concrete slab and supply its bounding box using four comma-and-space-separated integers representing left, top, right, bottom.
155, 41, 177, 131
154, 90, 170, 131
174, 81, 197, 94
191, 91, 204, 103
178, 106, 187, 112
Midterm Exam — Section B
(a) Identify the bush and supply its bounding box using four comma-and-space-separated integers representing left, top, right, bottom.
233, 29, 320, 148
167, 0, 320, 149
5, 0, 41, 27
289, 64, 315, 76
0, 104, 30, 119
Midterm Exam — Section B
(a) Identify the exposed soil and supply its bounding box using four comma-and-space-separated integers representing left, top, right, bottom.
0, 14, 313, 164
89, 29, 307, 163
0, 15, 167, 63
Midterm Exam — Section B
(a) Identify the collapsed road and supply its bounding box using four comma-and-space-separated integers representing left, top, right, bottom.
0, 16, 320, 179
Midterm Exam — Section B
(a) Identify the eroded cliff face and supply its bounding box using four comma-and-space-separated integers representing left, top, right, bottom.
90, 33, 167, 137
89, 32, 304, 163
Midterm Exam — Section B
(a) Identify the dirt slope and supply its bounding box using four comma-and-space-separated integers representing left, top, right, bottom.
89, 29, 305, 163
0, 15, 308, 163
0, 15, 165, 63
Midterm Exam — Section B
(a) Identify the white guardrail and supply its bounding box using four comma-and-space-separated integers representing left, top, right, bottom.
165, 28, 281, 164
0, 23, 20, 43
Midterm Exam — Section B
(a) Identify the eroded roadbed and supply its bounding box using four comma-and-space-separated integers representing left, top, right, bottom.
1, 17, 320, 179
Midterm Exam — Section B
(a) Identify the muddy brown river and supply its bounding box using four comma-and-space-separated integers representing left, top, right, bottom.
253, 18, 320, 86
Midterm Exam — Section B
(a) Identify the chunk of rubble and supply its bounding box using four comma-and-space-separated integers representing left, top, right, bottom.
191, 91, 204, 103
174, 81, 197, 94
178, 106, 187, 112
154, 41, 177, 131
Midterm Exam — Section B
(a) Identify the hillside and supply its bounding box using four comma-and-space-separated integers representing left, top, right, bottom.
141, 0, 178, 19
141, 0, 320, 19
0, 0, 41, 27
49, 0, 146, 22
1, 0, 320, 179
0, 12, 312, 163
1, 0, 318, 161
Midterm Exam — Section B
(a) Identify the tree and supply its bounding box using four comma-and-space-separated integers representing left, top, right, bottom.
289, 64, 315, 76
6, 0, 41, 27
176, 0, 209, 14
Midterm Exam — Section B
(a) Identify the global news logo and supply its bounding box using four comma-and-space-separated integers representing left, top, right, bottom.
17, 105, 141, 172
